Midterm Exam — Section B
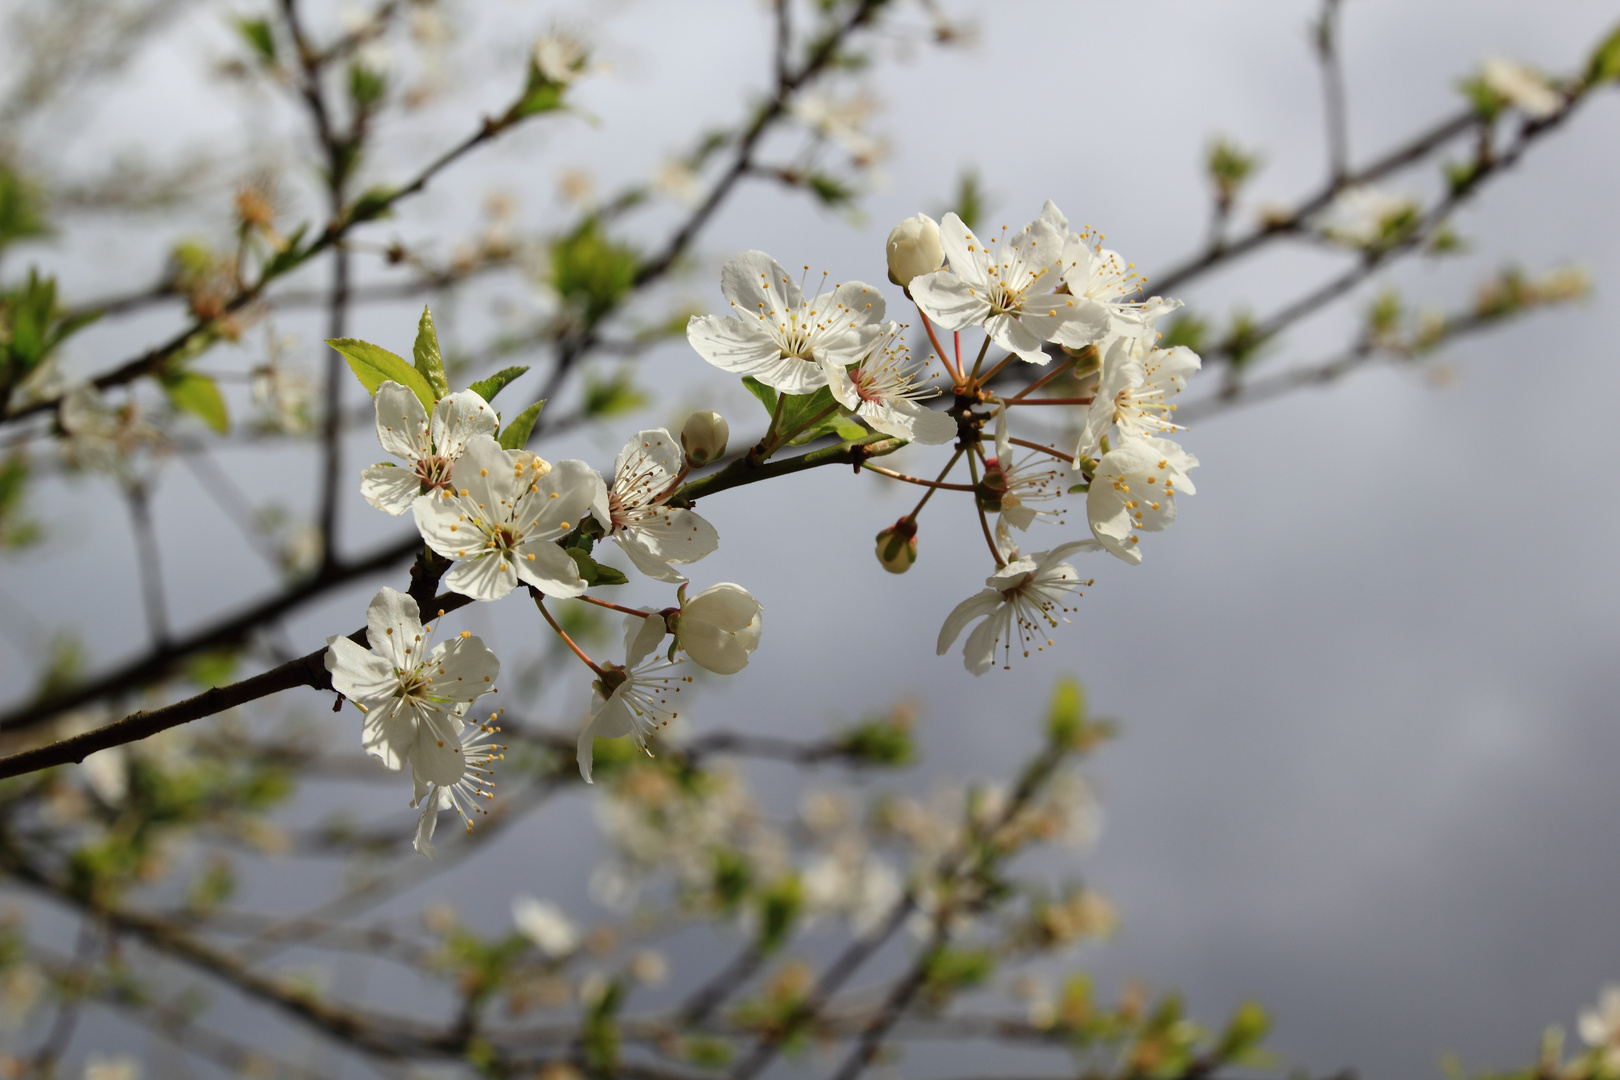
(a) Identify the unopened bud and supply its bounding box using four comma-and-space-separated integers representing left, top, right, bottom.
681, 410, 729, 466
886, 213, 944, 289
874, 518, 918, 574
975, 459, 1008, 514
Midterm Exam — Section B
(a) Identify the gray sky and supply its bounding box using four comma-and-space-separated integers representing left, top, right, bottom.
4, 1, 1620, 1076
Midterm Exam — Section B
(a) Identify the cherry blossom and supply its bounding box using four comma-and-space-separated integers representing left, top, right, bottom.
1074, 333, 1201, 462
1086, 437, 1198, 564
909, 201, 1108, 364
324, 587, 498, 779
590, 429, 718, 583
577, 612, 692, 783
412, 434, 605, 601
360, 381, 497, 515
412, 719, 504, 858
823, 321, 957, 444
936, 542, 1100, 675
686, 250, 886, 395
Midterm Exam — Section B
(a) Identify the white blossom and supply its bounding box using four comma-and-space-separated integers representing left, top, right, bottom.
909, 201, 1109, 364
1055, 213, 1181, 336
794, 90, 883, 164
1086, 438, 1197, 564
936, 542, 1100, 675
823, 321, 957, 444
511, 895, 580, 956
675, 582, 762, 675
988, 405, 1066, 535
1319, 186, 1418, 247
1074, 333, 1201, 462
804, 851, 902, 935
686, 250, 886, 395
324, 587, 498, 778
590, 429, 718, 583
412, 434, 605, 601
577, 613, 693, 783
1482, 56, 1562, 119
1580, 985, 1620, 1070
412, 720, 504, 858
360, 382, 497, 516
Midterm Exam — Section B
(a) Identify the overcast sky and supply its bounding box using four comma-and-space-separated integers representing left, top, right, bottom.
4, 1, 1620, 1077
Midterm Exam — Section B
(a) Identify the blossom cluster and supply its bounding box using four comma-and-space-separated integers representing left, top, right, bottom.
325, 327, 764, 854
326, 196, 1202, 853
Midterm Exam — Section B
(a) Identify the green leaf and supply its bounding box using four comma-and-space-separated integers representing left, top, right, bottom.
550, 218, 639, 325
163, 372, 230, 433
789, 412, 865, 446
1587, 22, 1620, 83
235, 16, 277, 64
515, 81, 565, 119
260, 222, 310, 279
347, 186, 397, 226
467, 365, 530, 403
582, 371, 646, 417
497, 400, 545, 450
327, 338, 435, 409
740, 375, 777, 418
565, 547, 627, 587
412, 306, 449, 398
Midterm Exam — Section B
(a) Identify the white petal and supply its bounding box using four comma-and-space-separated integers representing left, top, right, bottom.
361, 463, 421, 516
428, 634, 499, 704
364, 587, 422, 667
936, 212, 988, 288
449, 435, 517, 522
936, 589, 1002, 655
374, 381, 429, 461
513, 539, 588, 597
909, 269, 989, 333
823, 279, 887, 329
984, 312, 1051, 365
614, 429, 682, 487
444, 551, 520, 601
429, 390, 498, 458
414, 794, 439, 858
961, 605, 1010, 675
623, 608, 668, 667
411, 715, 467, 787
326, 636, 397, 708
720, 249, 800, 313
360, 698, 416, 771
685, 314, 783, 376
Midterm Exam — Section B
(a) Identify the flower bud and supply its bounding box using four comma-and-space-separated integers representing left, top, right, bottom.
674, 583, 761, 674
975, 459, 1008, 514
886, 213, 944, 288
874, 518, 918, 575
681, 410, 729, 466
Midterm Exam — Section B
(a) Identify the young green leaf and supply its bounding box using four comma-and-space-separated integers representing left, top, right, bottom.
497, 399, 546, 450
467, 365, 530, 403
327, 338, 435, 409
163, 372, 230, 433
740, 375, 777, 418
566, 547, 628, 587
412, 306, 449, 398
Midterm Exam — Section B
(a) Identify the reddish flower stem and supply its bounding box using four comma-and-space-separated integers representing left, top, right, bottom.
531, 590, 606, 676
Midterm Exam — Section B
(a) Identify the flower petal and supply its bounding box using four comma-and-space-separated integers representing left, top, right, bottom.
909, 269, 989, 333
720, 249, 800, 313
364, 586, 422, 667
444, 551, 521, 600
512, 539, 587, 597
374, 381, 429, 461
936, 588, 1002, 655
685, 313, 784, 377
361, 463, 421, 516
429, 390, 498, 458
